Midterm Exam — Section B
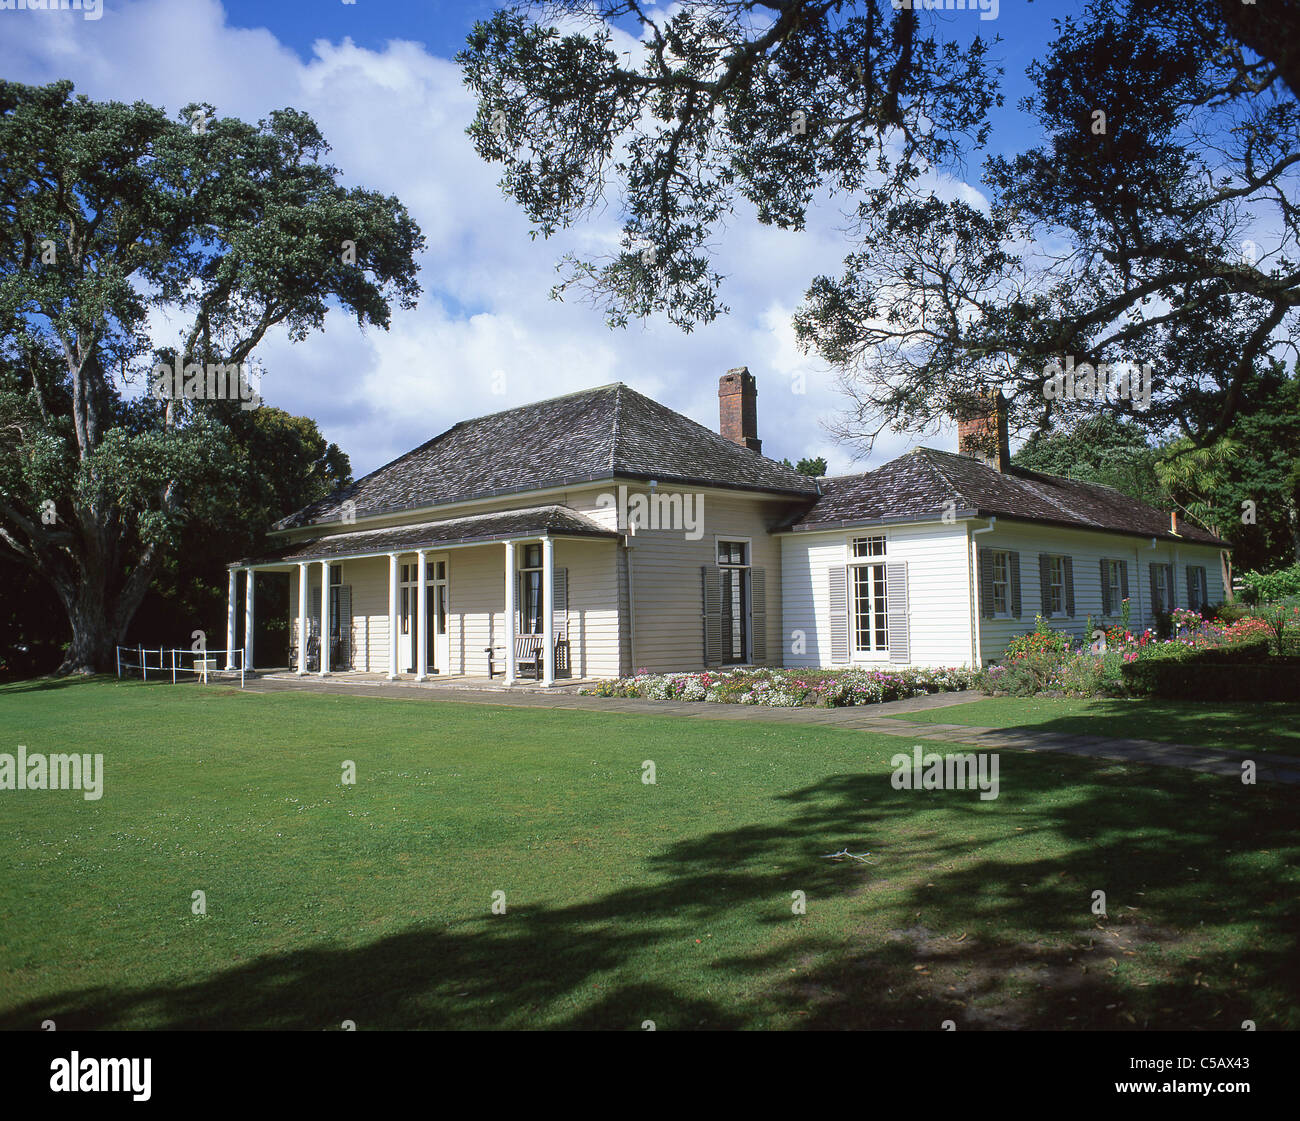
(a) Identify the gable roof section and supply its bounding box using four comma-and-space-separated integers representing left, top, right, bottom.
274, 383, 818, 531
237, 505, 619, 567
785, 447, 1226, 546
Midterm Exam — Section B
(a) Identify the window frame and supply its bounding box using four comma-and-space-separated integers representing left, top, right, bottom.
1045, 555, 1066, 617
990, 550, 1011, 617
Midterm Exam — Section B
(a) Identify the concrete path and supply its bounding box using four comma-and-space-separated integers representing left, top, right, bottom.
234, 677, 1300, 785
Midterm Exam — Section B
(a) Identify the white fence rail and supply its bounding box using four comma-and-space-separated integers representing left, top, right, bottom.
115, 646, 246, 688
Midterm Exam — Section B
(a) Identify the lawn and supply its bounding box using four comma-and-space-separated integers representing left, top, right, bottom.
1, 678, 1297, 1030
889, 697, 1300, 756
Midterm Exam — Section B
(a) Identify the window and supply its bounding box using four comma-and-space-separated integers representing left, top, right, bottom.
850, 536, 888, 654
1152, 564, 1170, 612
991, 551, 1010, 616
1188, 565, 1207, 611
1105, 560, 1123, 614
520, 543, 543, 634
1045, 556, 1065, 615
717, 540, 750, 663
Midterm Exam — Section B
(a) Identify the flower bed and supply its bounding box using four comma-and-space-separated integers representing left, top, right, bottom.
980, 603, 1295, 699
581, 665, 979, 707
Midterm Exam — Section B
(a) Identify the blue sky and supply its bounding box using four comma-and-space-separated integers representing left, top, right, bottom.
2, 0, 1082, 478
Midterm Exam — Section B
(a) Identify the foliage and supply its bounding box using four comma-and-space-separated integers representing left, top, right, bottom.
0, 80, 422, 671
1239, 563, 1300, 605
781, 456, 828, 478
583, 665, 978, 707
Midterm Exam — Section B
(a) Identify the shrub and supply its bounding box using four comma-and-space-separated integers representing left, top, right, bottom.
1005, 615, 1070, 661
1239, 563, 1300, 605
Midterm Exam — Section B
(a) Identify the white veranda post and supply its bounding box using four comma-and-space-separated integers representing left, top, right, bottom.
416, 550, 428, 681
297, 562, 309, 675
504, 540, 516, 685
244, 569, 255, 672
225, 569, 237, 671
318, 560, 330, 675
388, 552, 400, 680
542, 537, 554, 687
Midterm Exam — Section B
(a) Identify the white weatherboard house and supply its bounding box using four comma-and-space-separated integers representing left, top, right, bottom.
226, 371, 1229, 682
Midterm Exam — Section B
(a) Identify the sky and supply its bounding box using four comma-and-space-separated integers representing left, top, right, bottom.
1, 0, 1074, 479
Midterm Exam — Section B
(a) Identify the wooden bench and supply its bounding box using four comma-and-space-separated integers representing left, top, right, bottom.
486, 634, 544, 680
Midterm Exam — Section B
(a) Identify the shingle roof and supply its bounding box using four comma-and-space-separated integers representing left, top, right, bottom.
237, 505, 619, 567
274, 383, 818, 531
784, 447, 1226, 545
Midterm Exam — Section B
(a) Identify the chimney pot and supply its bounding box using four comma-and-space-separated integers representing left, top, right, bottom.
719, 367, 761, 453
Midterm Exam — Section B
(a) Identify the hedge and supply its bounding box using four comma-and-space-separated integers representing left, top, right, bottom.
1119, 658, 1300, 702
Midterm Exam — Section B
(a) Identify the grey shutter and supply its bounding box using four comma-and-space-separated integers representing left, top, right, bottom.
750, 567, 767, 664
1186, 566, 1196, 610
1167, 564, 1176, 609
828, 565, 849, 663
1119, 560, 1130, 603
886, 562, 910, 663
978, 547, 995, 618
1100, 559, 1111, 615
310, 587, 321, 638
1148, 564, 1159, 613
1039, 555, 1052, 616
338, 585, 352, 669
1009, 551, 1022, 618
1063, 556, 1075, 617
552, 566, 568, 639
517, 572, 525, 634
701, 566, 722, 666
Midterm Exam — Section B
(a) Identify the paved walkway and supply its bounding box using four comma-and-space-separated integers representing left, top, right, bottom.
235, 677, 1300, 785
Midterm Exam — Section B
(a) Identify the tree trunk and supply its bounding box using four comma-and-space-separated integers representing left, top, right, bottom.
57, 600, 118, 676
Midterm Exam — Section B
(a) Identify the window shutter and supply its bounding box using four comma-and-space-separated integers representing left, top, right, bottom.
886, 562, 910, 663
1119, 560, 1129, 603
1009, 551, 1022, 618
310, 587, 321, 638
701, 566, 722, 666
1063, 556, 1075, 617
828, 565, 849, 663
338, 585, 352, 669
1100, 559, 1111, 615
552, 566, 568, 639
1039, 555, 1051, 616
1167, 564, 1176, 609
1186, 566, 1196, 610
517, 572, 525, 634
978, 546, 994, 619
1148, 564, 1159, 614
750, 567, 767, 664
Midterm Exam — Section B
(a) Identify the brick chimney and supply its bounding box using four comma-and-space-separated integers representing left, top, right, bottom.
719, 367, 761, 453
956, 389, 1010, 472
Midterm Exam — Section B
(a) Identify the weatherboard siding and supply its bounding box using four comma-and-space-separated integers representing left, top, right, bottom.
973, 522, 1226, 664
780, 521, 973, 669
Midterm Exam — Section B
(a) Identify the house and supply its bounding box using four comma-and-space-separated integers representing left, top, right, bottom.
225, 371, 1229, 682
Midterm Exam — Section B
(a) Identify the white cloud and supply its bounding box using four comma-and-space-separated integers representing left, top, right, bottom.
1, 0, 978, 480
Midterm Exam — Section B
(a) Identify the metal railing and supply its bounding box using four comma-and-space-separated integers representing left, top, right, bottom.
115, 646, 246, 688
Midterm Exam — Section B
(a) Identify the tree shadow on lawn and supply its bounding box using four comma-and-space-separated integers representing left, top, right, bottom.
3, 755, 1297, 1030
901, 698, 1300, 756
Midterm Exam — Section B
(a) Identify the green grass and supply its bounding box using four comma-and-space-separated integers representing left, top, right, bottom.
890, 697, 1300, 755
1, 678, 1297, 1030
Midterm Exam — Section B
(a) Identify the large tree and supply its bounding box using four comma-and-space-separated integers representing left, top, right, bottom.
0, 81, 423, 673
462, 1, 1298, 449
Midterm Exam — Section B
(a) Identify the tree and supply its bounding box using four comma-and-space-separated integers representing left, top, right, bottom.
0, 81, 423, 673
1011, 414, 1165, 509
460, 0, 1000, 330
781, 455, 828, 478
461, 1, 1298, 450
